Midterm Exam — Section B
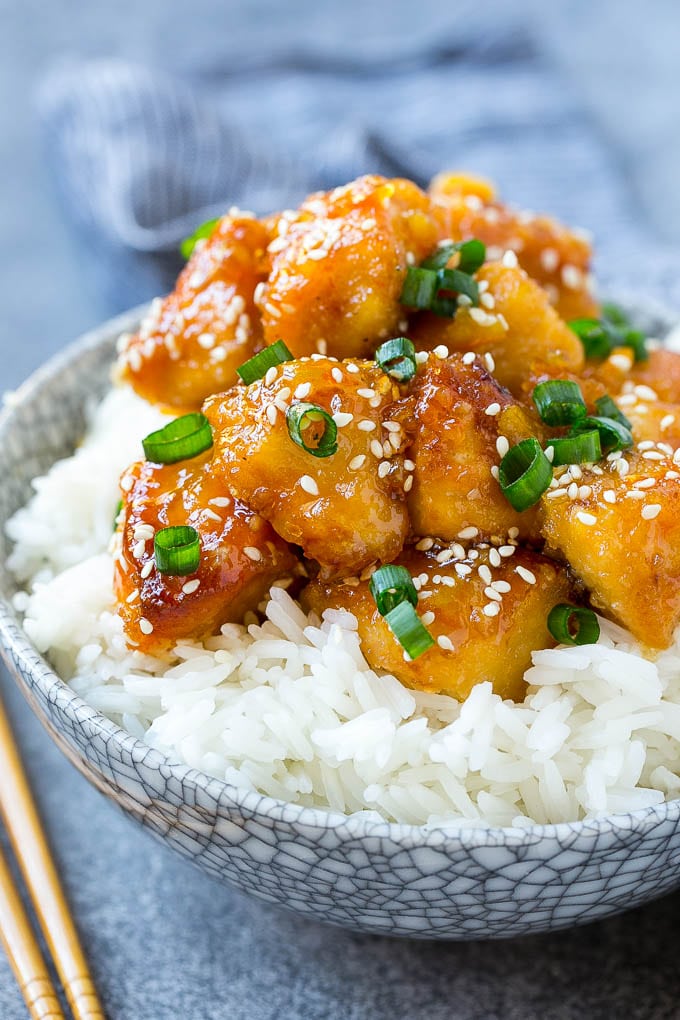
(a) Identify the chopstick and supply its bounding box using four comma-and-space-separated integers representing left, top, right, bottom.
0, 841, 65, 1018
0, 691, 106, 1019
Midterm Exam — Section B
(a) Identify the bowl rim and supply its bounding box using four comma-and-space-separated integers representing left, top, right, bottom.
2, 302, 680, 848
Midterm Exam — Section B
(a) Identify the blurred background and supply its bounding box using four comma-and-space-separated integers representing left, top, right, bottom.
3, 0, 680, 1017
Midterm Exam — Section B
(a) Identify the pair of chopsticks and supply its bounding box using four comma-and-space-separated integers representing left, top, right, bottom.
0, 690, 105, 1018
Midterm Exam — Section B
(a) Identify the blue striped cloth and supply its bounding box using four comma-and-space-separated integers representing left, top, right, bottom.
37, 4, 680, 314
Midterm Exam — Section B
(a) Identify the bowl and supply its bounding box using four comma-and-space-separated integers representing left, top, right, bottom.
2, 303, 680, 941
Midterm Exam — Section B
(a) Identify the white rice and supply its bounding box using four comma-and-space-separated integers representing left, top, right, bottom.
7, 386, 680, 828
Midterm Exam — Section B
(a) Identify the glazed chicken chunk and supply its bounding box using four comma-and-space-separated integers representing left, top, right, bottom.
258, 175, 439, 359
113, 453, 297, 654
117, 214, 271, 409
204, 357, 410, 576
395, 353, 544, 543
542, 449, 680, 648
411, 261, 585, 397
303, 545, 571, 701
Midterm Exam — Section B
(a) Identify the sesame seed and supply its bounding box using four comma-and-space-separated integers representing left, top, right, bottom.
383, 421, 401, 433
458, 526, 479, 540
182, 579, 201, 594
198, 333, 215, 350
561, 264, 583, 289
610, 353, 633, 372
458, 294, 472, 307
210, 497, 231, 508
437, 635, 455, 651
490, 465, 500, 480
661, 414, 676, 431
462, 351, 476, 365
576, 511, 597, 525
578, 485, 592, 499
626, 491, 645, 500
349, 454, 366, 470
508, 527, 520, 539
485, 402, 501, 416
388, 432, 401, 451
244, 546, 263, 561
203, 508, 222, 523
404, 475, 414, 492
492, 580, 512, 593
357, 419, 376, 432
378, 460, 391, 478
421, 611, 436, 626
370, 439, 384, 458
300, 475, 319, 496
635, 385, 658, 402
499, 545, 516, 557
478, 564, 492, 584
294, 382, 311, 399
316, 339, 328, 355
264, 366, 278, 386
615, 458, 630, 477
125, 590, 139, 604
540, 247, 559, 272
515, 565, 536, 584
469, 307, 497, 327
455, 563, 472, 577
570, 464, 583, 480
484, 352, 496, 372
489, 548, 501, 568
483, 602, 500, 617
634, 478, 656, 489
140, 560, 154, 579
480, 292, 496, 310
547, 488, 567, 500
139, 618, 154, 635
666, 470, 680, 480
496, 436, 509, 457
502, 249, 518, 268
357, 388, 377, 399
433, 344, 449, 359
132, 540, 146, 560
345, 363, 360, 374
121, 474, 134, 493
642, 504, 662, 520
603, 490, 616, 504
484, 586, 503, 602
415, 351, 429, 364
266, 404, 278, 425
643, 451, 665, 461
333, 411, 353, 428
416, 537, 435, 551
404, 459, 415, 472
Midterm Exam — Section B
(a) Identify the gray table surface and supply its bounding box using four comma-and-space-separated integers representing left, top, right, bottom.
2, 1, 680, 1017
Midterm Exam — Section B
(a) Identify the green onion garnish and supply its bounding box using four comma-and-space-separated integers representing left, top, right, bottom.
548, 430, 602, 467
375, 337, 417, 382
532, 380, 587, 426
142, 413, 213, 465
113, 498, 123, 532
547, 604, 600, 646
180, 218, 220, 260
369, 565, 418, 616
154, 526, 201, 576
568, 304, 648, 362
384, 601, 435, 660
401, 238, 486, 318
236, 340, 294, 385
573, 415, 633, 454
422, 239, 486, 274
594, 395, 632, 430
400, 267, 440, 309
286, 402, 338, 458
498, 438, 553, 512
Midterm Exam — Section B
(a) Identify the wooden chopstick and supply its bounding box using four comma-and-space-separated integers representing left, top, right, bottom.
0, 692, 106, 1019
0, 841, 65, 1019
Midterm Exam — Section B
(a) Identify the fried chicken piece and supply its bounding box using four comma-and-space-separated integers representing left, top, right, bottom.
204, 357, 409, 576
625, 348, 680, 404
113, 453, 297, 654
393, 353, 544, 543
411, 262, 585, 397
541, 450, 680, 648
117, 214, 271, 409
302, 545, 571, 701
429, 171, 599, 321
257, 175, 439, 359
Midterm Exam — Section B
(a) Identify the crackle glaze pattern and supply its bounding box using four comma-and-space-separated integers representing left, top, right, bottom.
2, 305, 680, 940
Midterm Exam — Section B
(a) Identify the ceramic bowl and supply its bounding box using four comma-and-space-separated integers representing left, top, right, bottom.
2, 304, 680, 941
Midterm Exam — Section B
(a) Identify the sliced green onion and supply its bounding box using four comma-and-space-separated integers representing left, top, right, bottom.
113, 498, 123, 532
498, 438, 553, 512
369, 565, 418, 616
594, 395, 632, 430
375, 337, 417, 382
438, 268, 479, 305
601, 302, 629, 327
548, 430, 602, 467
400, 267, 440, 309
384, 601, 435, 660
568, 318, 613, 359
180, 218, 220, 260
236, 340, 294, 384
422, 238, 486, 274
286, 402, 338, 458
532, 380, 587, 426
620, 328, 648, 362
236, 340, 293, 383
573, 415, 633, 453
547, 604, 600, 646
154, 526, 201, 576
430, 293, 459, 318
142, 413, 213, 464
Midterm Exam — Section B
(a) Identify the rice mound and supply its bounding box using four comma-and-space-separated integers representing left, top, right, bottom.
8, 386, 680, 828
